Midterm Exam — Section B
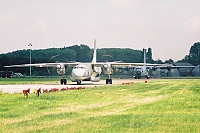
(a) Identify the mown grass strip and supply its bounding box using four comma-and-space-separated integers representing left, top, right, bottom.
0, 79, 199, 132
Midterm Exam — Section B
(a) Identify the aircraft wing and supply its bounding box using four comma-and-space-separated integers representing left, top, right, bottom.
112, 63, 163, 66
153, 65, 196, 69
4, 62, 79, 68
93, 62, 163, 67
93, 62, 196, 70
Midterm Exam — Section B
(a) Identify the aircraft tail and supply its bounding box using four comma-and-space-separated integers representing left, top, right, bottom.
92, 39, 96, 64
143, 49, 146, 66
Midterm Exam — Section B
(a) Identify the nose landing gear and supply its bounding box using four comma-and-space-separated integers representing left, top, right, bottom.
77, 80, 81, 85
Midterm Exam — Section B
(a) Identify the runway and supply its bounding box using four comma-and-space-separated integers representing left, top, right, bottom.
0, 79, 147, 94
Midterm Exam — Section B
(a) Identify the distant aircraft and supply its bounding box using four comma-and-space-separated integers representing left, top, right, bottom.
120, 49, 196, 79
115, 49, 150, 79
131, 49, 150, 79
4, 40, 196, 84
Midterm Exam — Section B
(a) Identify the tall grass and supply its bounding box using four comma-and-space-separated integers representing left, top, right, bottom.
0, 79, 199, 132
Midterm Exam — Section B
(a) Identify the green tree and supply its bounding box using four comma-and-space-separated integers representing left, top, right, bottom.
177, 42, 200, 66
68, 44, 91, 62
188, 42, 200, 65
164, 58, 174, 64
146, 47, 154, 63
154, 59, 163, 64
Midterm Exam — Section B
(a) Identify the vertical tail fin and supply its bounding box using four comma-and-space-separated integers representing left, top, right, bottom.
143, 49, 146, 66
92, 39, 96, 64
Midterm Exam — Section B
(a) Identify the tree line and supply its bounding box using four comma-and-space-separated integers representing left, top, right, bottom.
0, 42, 199, 76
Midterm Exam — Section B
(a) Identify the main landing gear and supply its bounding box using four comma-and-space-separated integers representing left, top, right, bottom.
60, 76, 67, 85
106, 74, 112, 84
60, 78, 67, 85
106, 79, 112, 84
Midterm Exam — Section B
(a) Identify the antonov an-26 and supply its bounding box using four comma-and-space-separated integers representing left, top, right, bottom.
4, 40, 196, 85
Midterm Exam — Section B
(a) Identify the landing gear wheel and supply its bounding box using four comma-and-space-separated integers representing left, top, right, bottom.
77, 80, 81, 85
106, 79, 112, 84
63, 79, 67, 85
60, 79, 67, 85
110, 79, 112, 84
60, 79, 63, 84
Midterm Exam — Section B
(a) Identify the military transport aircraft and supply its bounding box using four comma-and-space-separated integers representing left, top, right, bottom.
120, 49, 196, 79
113, 49, 150, 79
4, 40, 159, 85
4, 40, 196, 84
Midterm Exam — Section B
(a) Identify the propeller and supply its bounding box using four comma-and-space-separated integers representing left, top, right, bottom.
47, 55, 69, 76
102, 54, 114, 62
102, 54, 121, 73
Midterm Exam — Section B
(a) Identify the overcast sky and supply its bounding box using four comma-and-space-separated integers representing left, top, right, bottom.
0, 0, 200, 61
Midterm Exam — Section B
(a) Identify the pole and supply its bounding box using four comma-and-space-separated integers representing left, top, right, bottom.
28, 43, 32, 77
198, 45, 200, 77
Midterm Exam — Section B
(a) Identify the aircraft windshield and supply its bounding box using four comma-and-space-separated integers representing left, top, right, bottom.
136, 68, 141, 71
74, 66, 85, 69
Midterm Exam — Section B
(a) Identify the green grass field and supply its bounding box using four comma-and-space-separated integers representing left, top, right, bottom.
0, 77, 62, 85
0, 79, 199, 132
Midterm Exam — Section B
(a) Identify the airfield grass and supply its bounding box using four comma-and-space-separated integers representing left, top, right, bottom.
0, 79, 199, 133
0, 77, 62, 85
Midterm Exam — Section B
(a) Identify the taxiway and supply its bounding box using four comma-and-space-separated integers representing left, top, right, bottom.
0, 79, 146, 94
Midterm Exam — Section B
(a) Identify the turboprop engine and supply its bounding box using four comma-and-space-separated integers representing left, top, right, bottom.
166, 66, 172, 71
56, 63, 67, 75
102, 63, 112, 75
152, 66, 157, 71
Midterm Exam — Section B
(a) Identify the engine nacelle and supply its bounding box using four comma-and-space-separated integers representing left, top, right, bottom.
112, 66, 116, 71
56, 63, 67, 75
152, 66, 157, 71
167, 66, 172, 71
125, 66, 130, 71
103, 63, 112, 74
90, 72, 101, 82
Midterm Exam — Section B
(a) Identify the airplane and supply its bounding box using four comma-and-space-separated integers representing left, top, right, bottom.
114, 49, 155, 79
119, 49, 196, 79
4, 40, 159, 85
131, 49, 150, 79
4, 40, 196, 84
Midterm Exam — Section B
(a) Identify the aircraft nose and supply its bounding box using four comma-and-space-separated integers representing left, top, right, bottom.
72, 69, 85, 78
136, 71, 141, 75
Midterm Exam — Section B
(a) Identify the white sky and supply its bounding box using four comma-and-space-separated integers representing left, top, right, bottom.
0, 0, 200, 61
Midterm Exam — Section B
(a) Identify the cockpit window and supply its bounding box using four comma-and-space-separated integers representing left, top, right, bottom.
74, 66, 85, 69
136, 68, 141, 70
